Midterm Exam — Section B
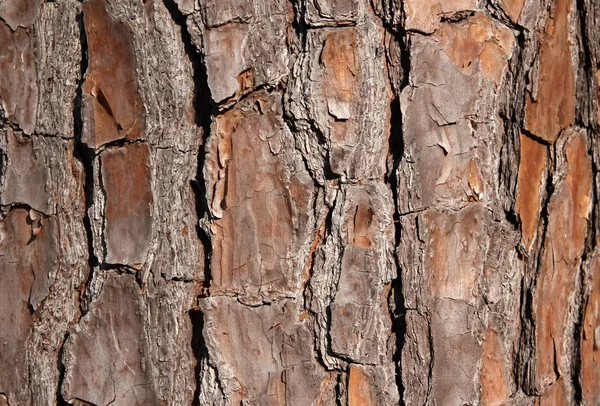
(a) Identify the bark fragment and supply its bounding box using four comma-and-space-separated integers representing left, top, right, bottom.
581, 250, 600, 405
398, 13, 513, 213
204, 91, 314, 301
403, 0, 476, 33
516, 133, 548, 252
0, 0, 597, 403
524, 0, 576, 144
0, 208, 58, 405
193, 0, 292, 104
33, 0, 81, 138
81, 0, 145, 148
286, 19, 390, 181
533, 129, 592, 397
326, 184, 395, 365
0, 131, 50, 213
199, 297, 326, 405
0, 22, 38, 135
62, 273, 159, 406
101, 143, 153, 267
0, 0, 42, 29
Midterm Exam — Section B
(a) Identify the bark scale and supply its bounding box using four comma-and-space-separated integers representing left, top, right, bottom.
0, 0, 598, 405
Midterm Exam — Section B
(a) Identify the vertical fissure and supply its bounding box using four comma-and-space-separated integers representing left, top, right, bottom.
571, 0, 599, 397
72, 9, 97, 287
289, 0, 309, 51
161, 1, 216, 402
56, 332, 70, 406
571, 133, 599, 403
516, 141, 555, 394
387, 93, 407, 405
57, 9, 93, 405
161, 0, 214, 293
189, 309, 207, 406
499, 24, 544, 397
383, 7, 411, 404
498, 28, 528, 218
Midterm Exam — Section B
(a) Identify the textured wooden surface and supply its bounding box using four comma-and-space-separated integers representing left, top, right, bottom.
0, 0, 598, 405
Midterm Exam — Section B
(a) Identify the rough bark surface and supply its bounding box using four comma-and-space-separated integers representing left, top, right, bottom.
0, 0, 598, 405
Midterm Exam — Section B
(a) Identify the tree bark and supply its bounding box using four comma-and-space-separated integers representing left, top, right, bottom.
0, 0, 598, 405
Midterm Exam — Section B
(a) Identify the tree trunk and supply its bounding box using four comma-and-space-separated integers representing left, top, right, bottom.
0, 0, 598, 404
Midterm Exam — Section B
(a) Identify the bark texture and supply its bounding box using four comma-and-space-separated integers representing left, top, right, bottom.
0, 0, 599, 405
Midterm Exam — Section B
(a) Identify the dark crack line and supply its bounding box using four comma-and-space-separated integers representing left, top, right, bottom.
162, 0, 213, 293
382, 3, 411, 403
572, 128, 599, 403
56, 332, 70, 406
72, 8, 97, 275
59, 10, 95, 404
161, 1, 216, 403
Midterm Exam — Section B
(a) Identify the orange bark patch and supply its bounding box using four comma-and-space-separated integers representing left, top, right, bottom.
467, 159, 485, 200
424, 205, 487, 302
437, 13, 514, 84
102, 143, 153, 266
581, 252, 600, 403
481, 328, 509, 405
352, 204, 374, 247
535, 131, 592, 391
348, 365, 376, 406
236, 69, 255, 93
82, 0, 145, 147
302, 212, 328, 284
322, 28, 359, 146
322, 28, 358, 104
524, 0, 575, 143
498, 0, 525, 23
516, 133, 547, 251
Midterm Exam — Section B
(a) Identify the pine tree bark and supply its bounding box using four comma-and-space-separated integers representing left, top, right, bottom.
0, 0, 598, 405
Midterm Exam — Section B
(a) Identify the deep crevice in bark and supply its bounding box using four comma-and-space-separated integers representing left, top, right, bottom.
289, 0, 308, 50
94, 137, 146, 151
56, 332, 70, 406
57, 10, 94, 396
189, 309, 207, 406
162, 0, 213, 292
498, 27, 528, 218
387, 94, 407, 405
572, 264, 587, 404
72, 10, 97, 275
383, 6, 411, 403
425, 311, 434, 404
161, 2, 215, 403
335, 372, 346, 406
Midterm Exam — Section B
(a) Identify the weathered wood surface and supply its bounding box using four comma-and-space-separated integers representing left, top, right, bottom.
0, 0, 598, 404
